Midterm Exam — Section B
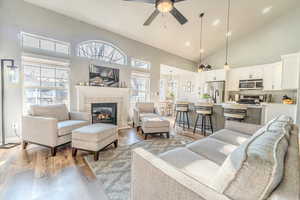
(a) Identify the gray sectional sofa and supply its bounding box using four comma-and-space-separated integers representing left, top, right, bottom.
131, 115, 300, 200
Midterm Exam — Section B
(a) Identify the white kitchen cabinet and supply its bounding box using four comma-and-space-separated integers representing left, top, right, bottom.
226, 68, 240, 91
262, 103, 297, 124
197, 72, 206, 97
281, 53, 300, 90
215, 69, 226, 81
263, 62, 282, 91
203, 69, 226, 82
239, 66, 263, 80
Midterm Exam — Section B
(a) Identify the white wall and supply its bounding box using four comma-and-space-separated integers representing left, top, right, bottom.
0, 0, 196, 139
204, 5, 300, 68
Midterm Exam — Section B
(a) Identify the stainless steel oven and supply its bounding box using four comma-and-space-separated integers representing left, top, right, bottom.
239, 79, 263, 90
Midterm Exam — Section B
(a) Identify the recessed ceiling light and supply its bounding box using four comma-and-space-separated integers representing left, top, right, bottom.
185, 41, 191, 46
200, 49, 205, 53
212, 19, 220, 26
262, 6, 272, 14
226, 31, 232, 37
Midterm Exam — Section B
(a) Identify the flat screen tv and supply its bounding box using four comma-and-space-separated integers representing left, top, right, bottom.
89, 65, 119, 87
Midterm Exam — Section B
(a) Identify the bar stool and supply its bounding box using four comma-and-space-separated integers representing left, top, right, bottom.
223, 104, 247, 122
193, 103, 213, 136
173, 102, 190, 130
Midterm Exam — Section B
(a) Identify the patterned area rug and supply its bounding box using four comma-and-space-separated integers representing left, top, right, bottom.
84, 134, 194, 200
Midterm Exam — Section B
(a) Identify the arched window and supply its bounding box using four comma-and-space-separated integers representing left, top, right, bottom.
77, 40, 127, 65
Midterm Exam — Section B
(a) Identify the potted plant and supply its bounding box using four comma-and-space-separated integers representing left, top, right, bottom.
201, 93, 212, 103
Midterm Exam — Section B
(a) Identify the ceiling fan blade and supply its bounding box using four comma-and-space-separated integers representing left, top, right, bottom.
123, 0, 156, 4
143, 9, 160, 26
170, 7, 188, 25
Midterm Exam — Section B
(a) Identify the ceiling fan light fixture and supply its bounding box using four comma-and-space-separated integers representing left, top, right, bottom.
157, 0, 174, 13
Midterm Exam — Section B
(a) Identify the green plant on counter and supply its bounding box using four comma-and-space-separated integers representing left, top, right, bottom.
166, 92, 175, 100
202, 93, 211, 99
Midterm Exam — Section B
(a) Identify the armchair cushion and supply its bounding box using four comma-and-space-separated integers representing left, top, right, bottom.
69, 111, 89, 121
29, 104, 69, 121
139, 113, 159, 119
136, 103, 155, 113
57, 120, 89, 136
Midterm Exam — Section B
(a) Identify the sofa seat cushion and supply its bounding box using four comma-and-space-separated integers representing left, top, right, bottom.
187, 138, 238, 165
139, 113, 159, 120
210, 129, 251, 146
30, 104, 69, 121
58, 120, 89, 136
160, 147, 220, 185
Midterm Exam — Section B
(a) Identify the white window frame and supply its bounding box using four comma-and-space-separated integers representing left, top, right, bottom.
77, 40, 127, 65
22, 57, 70, 113
21, 32, 71, 55
130, 72, 151, 107
131, 58, 151, 71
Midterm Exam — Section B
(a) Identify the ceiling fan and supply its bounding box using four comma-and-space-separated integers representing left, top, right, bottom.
123, 0, 188, 26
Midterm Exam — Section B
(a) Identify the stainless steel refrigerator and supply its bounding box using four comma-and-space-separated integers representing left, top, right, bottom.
204, 81, 225, 104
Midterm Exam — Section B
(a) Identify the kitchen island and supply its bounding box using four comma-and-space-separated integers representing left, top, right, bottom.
183, 103, 263, 134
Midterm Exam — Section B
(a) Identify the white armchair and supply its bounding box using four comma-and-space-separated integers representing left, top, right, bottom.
22, 104, 89, 156
133, 102, 159, 128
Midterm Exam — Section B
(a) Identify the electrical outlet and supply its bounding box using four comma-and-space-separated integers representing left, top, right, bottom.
11, 123, 18, 131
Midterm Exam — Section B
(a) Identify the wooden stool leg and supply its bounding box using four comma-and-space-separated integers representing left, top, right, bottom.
193, 114, 199, 133
186, 112, 190, 129
173, 111, 179, 128
179, 112, 182, 128
210, 115, 213, 133
166, 132, 170, 138
72, 148, 77, 157
203, 116, 207, 136
201, 115, 205, 136
94, 151, 99, 161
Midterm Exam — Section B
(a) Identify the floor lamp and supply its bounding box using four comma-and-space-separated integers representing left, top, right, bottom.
0, 59, 20, 149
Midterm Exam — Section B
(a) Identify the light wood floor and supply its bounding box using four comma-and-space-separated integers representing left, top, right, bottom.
0, 125, 201, 200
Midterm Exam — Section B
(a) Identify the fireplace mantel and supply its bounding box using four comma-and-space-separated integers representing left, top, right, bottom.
76, 86, 130, 128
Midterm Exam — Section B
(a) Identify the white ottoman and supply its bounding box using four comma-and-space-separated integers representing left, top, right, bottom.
72, 123, 118, 161
141, 117, 170, 140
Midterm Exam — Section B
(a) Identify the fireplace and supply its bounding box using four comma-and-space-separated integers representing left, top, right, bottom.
91, 103, 117, 125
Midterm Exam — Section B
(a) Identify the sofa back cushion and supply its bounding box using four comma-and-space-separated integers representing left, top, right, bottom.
136, 103, 154, 113
211, 117, 290, 200
30, 104, 69, 121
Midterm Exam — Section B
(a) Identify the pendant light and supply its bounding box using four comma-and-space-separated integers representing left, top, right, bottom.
224, 0, 231, 70
198, 12, 205, 72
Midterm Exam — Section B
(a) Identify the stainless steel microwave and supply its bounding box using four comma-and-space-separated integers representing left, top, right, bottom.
239, 79, 263, 90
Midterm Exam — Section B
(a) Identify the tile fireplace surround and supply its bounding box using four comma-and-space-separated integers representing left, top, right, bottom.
76, 86, 130, 129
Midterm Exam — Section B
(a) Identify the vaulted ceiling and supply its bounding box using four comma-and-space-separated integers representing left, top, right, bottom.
25, 0, 300, 62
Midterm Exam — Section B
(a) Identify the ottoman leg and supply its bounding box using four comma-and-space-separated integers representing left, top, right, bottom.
166, 132, 170, 138
72, 148, 77, 157
51, 147, 57, 157
114, 140, 118, 148
94, 151, 99, 161
145, 133, 148, 140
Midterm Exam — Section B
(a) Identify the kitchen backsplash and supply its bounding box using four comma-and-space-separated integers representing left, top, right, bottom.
228, 90, 297, 103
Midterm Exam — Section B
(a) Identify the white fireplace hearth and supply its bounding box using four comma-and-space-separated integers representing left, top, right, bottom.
76, 86, 130, 129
